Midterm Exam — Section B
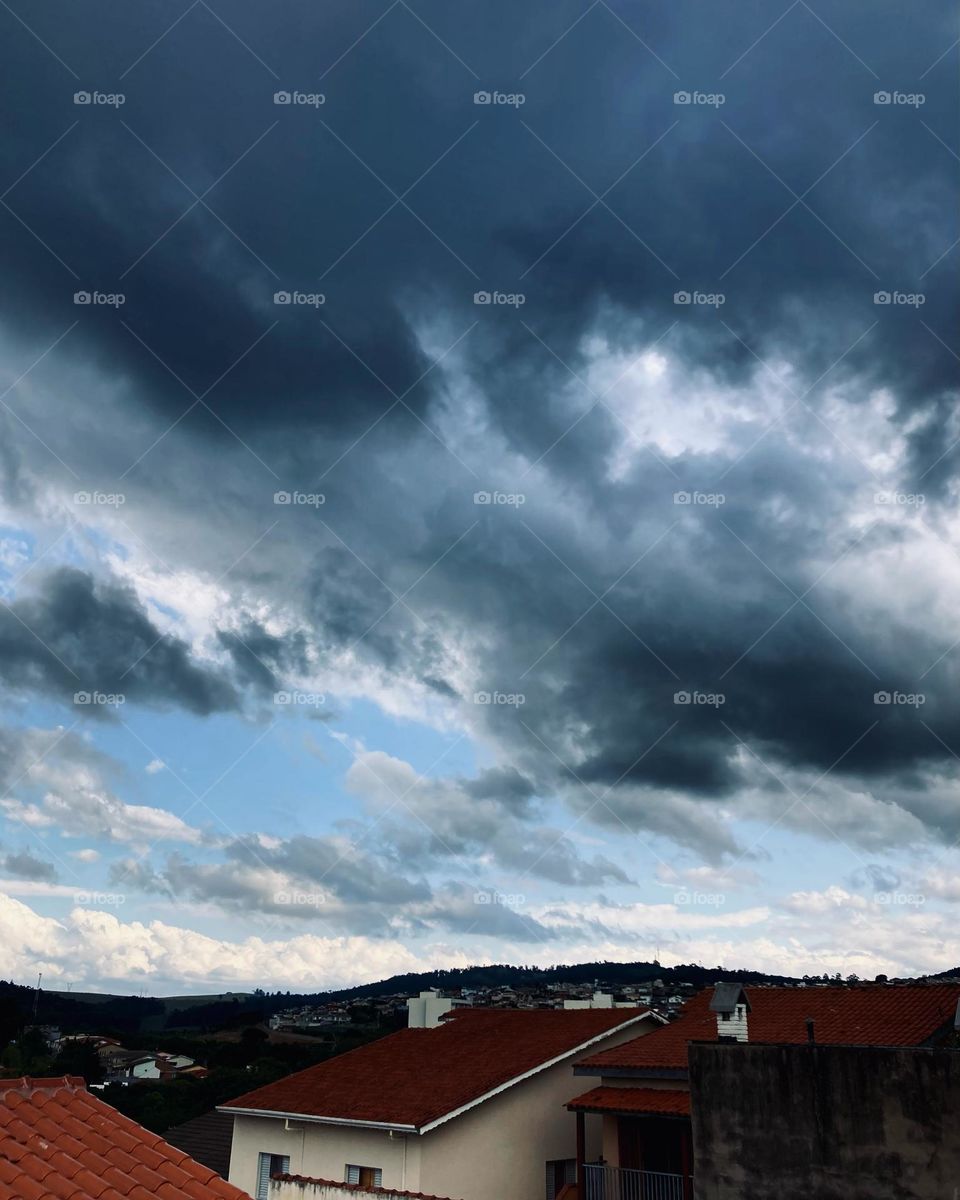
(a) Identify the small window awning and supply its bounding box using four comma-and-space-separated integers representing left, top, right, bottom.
566, 1086, 691, 1117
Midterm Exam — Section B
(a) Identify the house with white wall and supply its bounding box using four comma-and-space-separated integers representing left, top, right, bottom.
220, 1002, 662, 1200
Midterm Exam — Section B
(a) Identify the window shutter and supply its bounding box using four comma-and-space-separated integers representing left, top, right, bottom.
346, 1165, 360, 1185
256, 1154, 272, 1200
373, 1169, 383, 1187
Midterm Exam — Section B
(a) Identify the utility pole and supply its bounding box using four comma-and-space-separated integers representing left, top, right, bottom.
32, 973, 42, 1020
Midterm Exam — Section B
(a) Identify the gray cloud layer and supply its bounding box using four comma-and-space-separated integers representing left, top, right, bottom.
0, 0, 958, 900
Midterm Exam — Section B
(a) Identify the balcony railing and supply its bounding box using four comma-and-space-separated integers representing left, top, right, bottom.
582, 1164, 688, 1200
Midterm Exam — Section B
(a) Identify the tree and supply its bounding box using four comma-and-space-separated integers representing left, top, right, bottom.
55, 1040, 104, 1084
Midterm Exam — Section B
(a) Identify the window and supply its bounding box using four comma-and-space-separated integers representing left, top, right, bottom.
721, 1010, 730, 1021
346, 1165, 383, 1188
256, 1153, 290, 1200
545, 1158, 575, 1200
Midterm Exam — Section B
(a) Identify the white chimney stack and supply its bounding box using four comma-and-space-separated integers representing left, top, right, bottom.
709, 983, 751, 1042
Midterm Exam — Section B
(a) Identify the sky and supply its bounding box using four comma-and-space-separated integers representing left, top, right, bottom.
0, 0, 957, 994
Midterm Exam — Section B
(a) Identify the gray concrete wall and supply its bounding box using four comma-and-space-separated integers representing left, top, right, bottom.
689, 1042, 960, 1200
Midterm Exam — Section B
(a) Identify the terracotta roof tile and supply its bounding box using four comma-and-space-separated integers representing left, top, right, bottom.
0, 1077, 249, 1200
578, 984, 960, 1073
567, 1086, 691, 1116
222, 1007, 651, 1130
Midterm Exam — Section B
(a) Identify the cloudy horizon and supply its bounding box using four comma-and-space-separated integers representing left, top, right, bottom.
0, 0, 958, 994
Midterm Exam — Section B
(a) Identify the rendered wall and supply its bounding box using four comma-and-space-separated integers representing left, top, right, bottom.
229, 1017, 652, 1200
689, 1042, 960, 1200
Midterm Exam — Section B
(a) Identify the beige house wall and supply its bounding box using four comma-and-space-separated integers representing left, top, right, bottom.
228, 1016, 654, 1200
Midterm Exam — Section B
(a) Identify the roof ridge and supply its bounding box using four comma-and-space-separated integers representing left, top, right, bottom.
0, 1075, 87, 1093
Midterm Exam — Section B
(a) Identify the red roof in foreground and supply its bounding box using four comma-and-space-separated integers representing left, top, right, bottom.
567, 1086, 691, 1117
0, 1076, 247, 1200
223, 1008, 650, 1130
579, 984, 960, 1073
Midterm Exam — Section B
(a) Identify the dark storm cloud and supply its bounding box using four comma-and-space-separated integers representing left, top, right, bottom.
1, 0, 958, 864
0, 566, 236, 712
0, 0, 954, 455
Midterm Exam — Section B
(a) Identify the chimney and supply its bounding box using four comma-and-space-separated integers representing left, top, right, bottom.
806, 1017, 815, 1043
709, 983, 751, 1043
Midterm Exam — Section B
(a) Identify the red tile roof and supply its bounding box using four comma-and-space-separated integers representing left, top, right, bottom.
567, 1086, 691, 1117
0, 1076, 248, 1200
222, 1008, 651, 1131
578, 984, 960, 1073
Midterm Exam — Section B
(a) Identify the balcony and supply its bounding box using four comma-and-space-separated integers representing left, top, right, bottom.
582, 1164, 690, 1200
